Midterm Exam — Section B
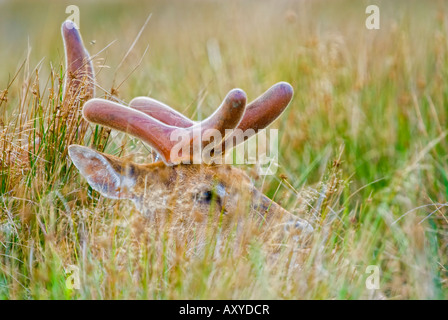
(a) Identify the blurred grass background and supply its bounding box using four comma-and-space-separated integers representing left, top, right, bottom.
0, 0, 448, 299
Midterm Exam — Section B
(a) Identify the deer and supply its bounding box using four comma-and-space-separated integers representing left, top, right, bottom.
61, 20, 313, 241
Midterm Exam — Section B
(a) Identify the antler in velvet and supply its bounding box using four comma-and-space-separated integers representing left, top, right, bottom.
82, 89, 246, 165
129, 82, 293, 153
62, 20, 95, 103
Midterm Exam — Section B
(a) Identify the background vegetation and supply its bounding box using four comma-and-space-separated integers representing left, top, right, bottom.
0, 0, 447, 299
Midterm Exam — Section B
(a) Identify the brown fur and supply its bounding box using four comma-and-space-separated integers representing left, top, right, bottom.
69, 145, 313, 242
63, 20, 313, 244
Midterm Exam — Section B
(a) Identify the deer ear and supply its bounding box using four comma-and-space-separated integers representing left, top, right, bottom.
68, 145, 136, 200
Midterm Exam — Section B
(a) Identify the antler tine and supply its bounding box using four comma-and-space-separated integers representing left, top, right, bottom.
130, 83, 292, 133
200, 89, 246, 138
130, 89, 247, 146
129, 97, 195, 128
83, 99, 177, 163
130, 82, 293, 153
62, 20, 95, 102
232, 82, 293, 133
220, 82, 293, 150
83, 89, 246, 165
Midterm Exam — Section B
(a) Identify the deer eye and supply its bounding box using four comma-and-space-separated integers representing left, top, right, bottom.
194, 190, 213, 204
202, 191, 213, 203
194, 184, 226, 208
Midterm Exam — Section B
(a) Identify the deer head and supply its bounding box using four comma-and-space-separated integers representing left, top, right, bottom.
62, 21, 313, 237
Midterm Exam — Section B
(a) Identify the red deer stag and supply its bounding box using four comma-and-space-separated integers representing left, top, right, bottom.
61, 20, 313, 238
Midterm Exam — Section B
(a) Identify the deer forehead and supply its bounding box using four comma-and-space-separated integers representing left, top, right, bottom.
135, 162, 253, 193
130, 163, 254, 216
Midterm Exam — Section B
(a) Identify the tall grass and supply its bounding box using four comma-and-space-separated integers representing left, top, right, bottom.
0, 0, 447, 299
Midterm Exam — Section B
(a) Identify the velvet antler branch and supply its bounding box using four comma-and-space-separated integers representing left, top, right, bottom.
129, 82, 293, 153
62, 20, 95, 103
82, 89, 246, 164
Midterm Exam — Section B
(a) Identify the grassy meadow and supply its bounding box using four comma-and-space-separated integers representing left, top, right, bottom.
1, 0, 448, 299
